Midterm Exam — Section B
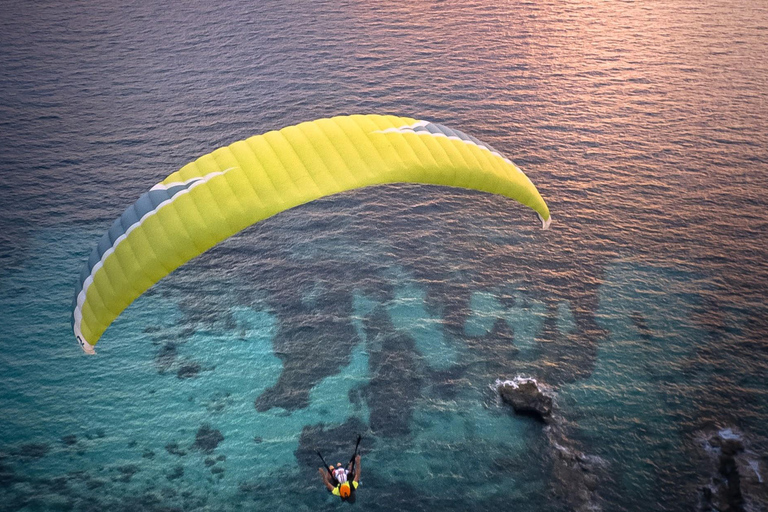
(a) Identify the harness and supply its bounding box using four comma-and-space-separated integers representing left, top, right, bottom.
333, 467, 349, 483
332, 480, 359, 497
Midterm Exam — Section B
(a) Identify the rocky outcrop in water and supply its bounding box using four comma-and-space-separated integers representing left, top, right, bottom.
497, 377, 553, 422
546, 428, 605, 512
497, 376, 604, 512
696, 428, 767, 512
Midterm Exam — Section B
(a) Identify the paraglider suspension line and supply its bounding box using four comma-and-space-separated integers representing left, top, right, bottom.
349, 434, 362, 475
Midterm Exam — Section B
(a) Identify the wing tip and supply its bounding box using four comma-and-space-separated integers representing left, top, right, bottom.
75, 331, 97, 355
538, 213, 552, 230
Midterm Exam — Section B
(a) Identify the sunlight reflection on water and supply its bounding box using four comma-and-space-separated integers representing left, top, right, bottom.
1, 1, 767, 510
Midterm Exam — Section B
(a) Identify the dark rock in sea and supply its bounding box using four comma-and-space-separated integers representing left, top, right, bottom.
547, 431, 606, 512
721, 438, 745, 457
142, 449, 155, 459
16, 443, 50, 459
498, 376, 604, 511
204, 457, 216, 467
167, 465, 184, 481
165, 442, 187, 457
216, 454, 226, 461
253, 436, 263, 444
696, 427, 767, 512
194, 424, 224, 453
177, 361, 202, 379
210, 466, 224, 475
497, 377, 553, 422
61, 435, 78, 446
127, 439, 137, 448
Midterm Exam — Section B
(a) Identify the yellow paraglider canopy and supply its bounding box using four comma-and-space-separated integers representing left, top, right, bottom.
71, 114, 551, 353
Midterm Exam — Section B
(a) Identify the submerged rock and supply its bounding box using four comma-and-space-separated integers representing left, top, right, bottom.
113, 464, 140, 483
497, 377, 553, 422
155, 342, 177, 375
15, 443, 50, 459
167, 465, 184, 481
0, 460, 17, 488
194, 424, 224, 453
177, 361, 202, 379
86, 478, 106, 490
165, 442, 187, 457
61, 435, 78, 446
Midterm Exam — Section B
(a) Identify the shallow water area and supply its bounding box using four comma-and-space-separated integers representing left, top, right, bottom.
2, 1, 768, 511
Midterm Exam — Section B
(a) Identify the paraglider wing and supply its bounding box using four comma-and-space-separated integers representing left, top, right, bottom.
71, 114, 551, 353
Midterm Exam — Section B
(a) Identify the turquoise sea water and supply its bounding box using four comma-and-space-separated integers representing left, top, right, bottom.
1, 1, 767, 511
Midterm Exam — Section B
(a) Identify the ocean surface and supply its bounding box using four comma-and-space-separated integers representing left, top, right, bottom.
1, 1, 767, 511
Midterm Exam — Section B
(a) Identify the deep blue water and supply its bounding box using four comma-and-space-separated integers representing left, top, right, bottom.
1, 1, 767, 511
